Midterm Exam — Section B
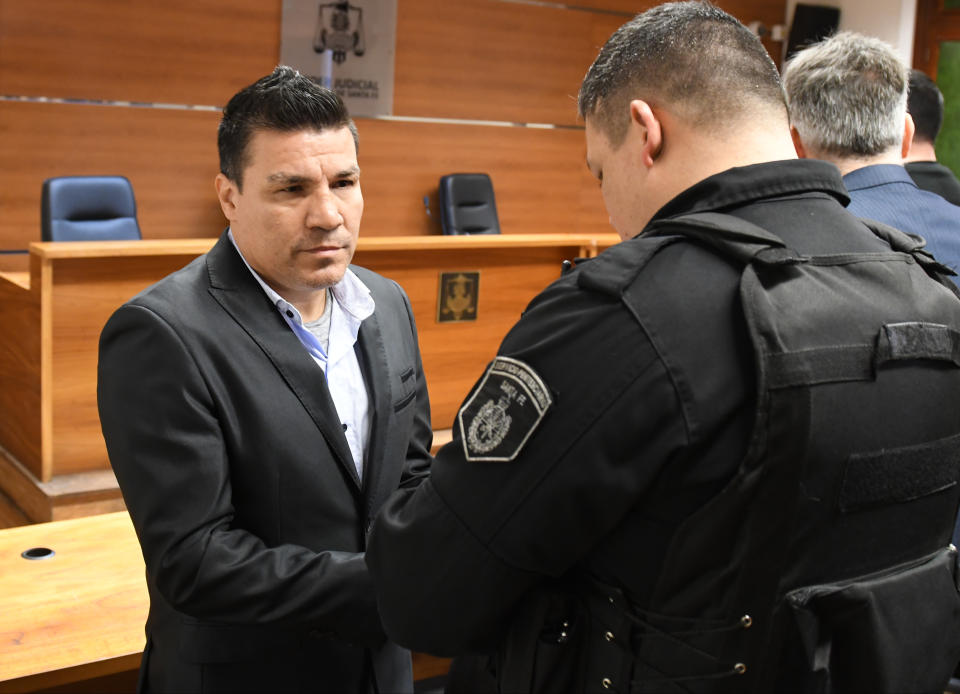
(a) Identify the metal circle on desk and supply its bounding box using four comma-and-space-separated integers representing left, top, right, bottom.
21, 547, 55, 560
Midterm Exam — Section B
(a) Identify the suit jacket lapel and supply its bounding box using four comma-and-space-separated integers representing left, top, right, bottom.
355, 307, 392, 511
203, 233, 361, 489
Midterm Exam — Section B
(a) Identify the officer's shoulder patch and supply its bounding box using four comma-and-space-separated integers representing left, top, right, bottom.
457, 356, 553, 462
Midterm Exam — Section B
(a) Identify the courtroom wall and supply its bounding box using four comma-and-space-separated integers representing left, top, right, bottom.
0, 0, 787, 269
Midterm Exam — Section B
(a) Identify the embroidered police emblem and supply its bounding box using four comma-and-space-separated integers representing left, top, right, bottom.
458, 357, 553, 462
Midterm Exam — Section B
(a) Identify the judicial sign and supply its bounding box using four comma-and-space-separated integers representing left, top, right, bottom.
280, 0, 397, 117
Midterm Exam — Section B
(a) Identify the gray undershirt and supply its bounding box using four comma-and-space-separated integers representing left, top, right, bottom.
302, 288, 333, 356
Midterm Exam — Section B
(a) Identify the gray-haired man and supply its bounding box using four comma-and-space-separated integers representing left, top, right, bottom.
783, 31, 960, 278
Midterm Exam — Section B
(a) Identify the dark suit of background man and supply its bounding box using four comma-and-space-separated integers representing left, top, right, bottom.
98, 66, 431, 694
366, 3, 960, 692
783, 32, 960, 280
905, 68, 960, 205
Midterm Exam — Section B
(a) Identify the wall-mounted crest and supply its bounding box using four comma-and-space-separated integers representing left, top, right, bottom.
281, 0, 396, 117
313, 2, 365, 65
437, 272, 480, 323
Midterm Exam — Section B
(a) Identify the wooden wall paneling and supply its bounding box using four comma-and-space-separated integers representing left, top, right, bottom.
394, 0, 627, 125
568, 0, 654, 12
0, 270, 40, 477
357, 117, 611, 238
0, 254, 28, 272
49, 254, 208, 476
486, 0, 786, 67
0, 0, 788, 256
0, 101, 612, 274
0, 0, 279, 107
0, 0, 787, 123
395, 0, 786, 126
0, 101, 226, 250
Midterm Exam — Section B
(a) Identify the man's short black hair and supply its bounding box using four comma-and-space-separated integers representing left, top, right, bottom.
578, 1, 785, 146
908, 69, 944, 145
218, 65, 359, 188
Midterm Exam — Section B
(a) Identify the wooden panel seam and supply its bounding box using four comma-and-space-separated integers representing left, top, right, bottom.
38, 253, 54, 482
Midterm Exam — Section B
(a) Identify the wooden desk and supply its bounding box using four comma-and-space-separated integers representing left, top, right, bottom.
0, 234, 619, 521
0, 511, 452, 692
0, 512, 146, 692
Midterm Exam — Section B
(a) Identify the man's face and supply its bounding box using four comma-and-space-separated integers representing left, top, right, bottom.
585, 116, 649, 241
216, 127, 363, 305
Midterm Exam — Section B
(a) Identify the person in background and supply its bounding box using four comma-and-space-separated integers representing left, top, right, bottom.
784, 31, 960, 278
365, 4, 960, 692
905, 68, 960, 205
97, 66, 431, 693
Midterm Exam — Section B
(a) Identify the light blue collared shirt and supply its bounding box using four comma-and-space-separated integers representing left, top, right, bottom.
228, 231, 375, 480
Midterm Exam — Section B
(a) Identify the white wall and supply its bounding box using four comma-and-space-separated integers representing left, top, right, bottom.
784, 0, 916, 64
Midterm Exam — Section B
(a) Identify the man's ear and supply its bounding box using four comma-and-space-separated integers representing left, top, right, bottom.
629, 99, 662, 168
215, 173, 240, 222
790, 126, 808, 159
901, 113, 916, 159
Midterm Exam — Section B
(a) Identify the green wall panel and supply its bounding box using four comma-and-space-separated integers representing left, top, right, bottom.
937, 41, 960, 178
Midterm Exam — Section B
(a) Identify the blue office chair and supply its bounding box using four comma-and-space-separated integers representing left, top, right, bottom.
438, 173, 501, 235
41, 176, 142, 242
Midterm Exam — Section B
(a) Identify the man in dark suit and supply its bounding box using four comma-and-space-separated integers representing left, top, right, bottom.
905, 68, 960, 205
97, 66, 432, 694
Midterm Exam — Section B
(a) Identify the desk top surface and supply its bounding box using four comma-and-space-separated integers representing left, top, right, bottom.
0, 511, 146, 685
26, 233, 620, 259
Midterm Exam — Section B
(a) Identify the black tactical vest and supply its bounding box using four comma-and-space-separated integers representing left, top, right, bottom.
501, 212, 960, 694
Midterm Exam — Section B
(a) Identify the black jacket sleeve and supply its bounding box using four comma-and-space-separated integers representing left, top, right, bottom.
367, 275, 690, 654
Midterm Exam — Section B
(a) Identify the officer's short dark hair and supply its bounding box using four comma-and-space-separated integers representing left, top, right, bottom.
578, 1, 785, 146
218, 65, 359, 188
908, 69, 944, 145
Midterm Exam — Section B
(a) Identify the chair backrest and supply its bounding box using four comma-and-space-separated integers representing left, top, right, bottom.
41, 176, 142, 242
438, 173, 501, 235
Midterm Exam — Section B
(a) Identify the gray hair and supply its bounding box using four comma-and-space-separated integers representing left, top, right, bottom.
578, 1, 785, 146
782, 32, 908, 157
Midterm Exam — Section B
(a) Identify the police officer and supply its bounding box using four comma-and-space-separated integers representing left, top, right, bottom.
367, 3, 960, 692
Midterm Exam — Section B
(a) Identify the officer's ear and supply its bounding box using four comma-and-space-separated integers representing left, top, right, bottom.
628, 99, 662, 169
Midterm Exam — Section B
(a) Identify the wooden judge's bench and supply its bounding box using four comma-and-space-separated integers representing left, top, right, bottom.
0, 233, 617, 523
0, 234, 616, 691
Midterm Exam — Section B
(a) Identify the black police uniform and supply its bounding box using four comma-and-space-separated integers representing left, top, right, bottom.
366, 159, 960, 692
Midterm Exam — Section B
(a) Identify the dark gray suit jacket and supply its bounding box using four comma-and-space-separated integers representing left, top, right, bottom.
98, 232, 432, 693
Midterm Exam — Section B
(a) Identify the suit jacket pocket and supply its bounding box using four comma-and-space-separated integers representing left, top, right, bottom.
392, 367, 417, 412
